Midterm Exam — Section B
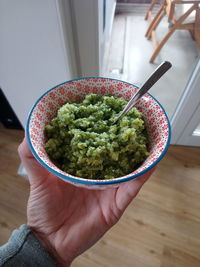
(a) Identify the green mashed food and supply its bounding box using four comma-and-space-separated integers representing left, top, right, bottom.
44, 93, 149, 179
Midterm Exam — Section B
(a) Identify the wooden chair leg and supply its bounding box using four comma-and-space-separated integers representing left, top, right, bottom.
145, 0, 158, 20
150, 4, 196, 63
194, 6, 200, 49
145, 3, 165, 39
149, 26, 176, 62
189, 29, 195, 40
146, 8, 166, 40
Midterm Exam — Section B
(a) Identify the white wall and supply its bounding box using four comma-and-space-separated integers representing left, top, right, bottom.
0, 0, 75, 127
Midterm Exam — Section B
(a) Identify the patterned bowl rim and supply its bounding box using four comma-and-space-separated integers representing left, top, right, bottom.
26, 77, 171, 186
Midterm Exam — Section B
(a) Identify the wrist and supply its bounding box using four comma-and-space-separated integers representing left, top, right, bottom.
30, 227, 72, 267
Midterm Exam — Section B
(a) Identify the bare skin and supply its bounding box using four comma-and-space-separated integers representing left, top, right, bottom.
18, 138, 154, 266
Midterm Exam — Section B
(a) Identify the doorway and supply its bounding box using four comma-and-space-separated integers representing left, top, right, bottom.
67, 0, 200, 146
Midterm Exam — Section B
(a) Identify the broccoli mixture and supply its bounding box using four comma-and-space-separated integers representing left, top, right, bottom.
44, 93, 149, 179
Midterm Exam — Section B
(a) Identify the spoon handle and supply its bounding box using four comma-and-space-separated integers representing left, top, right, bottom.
114, 61, 172, 123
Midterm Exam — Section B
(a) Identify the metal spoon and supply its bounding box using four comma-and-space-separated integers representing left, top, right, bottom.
113, 61, 172, 124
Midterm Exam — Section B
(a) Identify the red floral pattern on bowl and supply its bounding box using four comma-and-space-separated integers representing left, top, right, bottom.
26, 77, 171, 189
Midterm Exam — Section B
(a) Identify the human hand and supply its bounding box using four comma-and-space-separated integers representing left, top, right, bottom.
18, 138, 154, 266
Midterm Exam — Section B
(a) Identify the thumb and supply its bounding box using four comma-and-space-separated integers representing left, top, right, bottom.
116, 168, 155, 212
18, 138, 49, 186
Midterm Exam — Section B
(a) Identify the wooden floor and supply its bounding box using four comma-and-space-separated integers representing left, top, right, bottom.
0, 123, 200, 267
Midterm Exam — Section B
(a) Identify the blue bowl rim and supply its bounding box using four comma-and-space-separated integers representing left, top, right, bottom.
26, 76, 171, 186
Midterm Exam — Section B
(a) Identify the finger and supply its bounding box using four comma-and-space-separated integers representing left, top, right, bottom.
116, 168, 155, 212
18, 138, 48, 184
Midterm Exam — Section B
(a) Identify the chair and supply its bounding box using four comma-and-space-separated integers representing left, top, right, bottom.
145, 0, 200, 63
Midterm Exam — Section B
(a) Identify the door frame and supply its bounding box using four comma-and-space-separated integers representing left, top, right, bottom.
66, 0, 116, 77
177, 104, 200, 146
56, 0, 79, 77
68, 0, 102, 76
170, 57, 200, 145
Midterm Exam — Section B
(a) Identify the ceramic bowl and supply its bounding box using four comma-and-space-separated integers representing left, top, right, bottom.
26, 77, 171, 189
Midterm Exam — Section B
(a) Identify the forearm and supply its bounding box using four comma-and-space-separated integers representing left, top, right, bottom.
0, 225, 56, 267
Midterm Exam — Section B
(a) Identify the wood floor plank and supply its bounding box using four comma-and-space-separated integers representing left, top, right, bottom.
161, 246, 200, 267
0, 123, 200, 267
